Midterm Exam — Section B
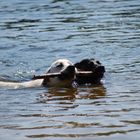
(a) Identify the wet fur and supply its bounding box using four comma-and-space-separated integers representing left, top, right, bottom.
42, 59, 75, 87
74, 58, 105, 85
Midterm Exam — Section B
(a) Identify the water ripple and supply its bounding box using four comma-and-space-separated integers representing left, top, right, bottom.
0, 0, 140, 139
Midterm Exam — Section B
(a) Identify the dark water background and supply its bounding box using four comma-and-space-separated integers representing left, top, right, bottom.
0, 0, 140, 139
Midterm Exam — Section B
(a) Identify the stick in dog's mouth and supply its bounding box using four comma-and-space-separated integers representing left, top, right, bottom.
32, 71, 93, 80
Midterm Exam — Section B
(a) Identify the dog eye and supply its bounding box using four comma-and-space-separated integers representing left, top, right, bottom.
56, 63, 63, 68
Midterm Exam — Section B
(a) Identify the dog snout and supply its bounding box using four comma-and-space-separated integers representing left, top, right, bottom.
95, 66, 105, 73
65, 65, 75, 73
59, 65, 75, 80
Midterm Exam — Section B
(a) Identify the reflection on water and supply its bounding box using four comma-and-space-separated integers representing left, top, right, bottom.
0, 0, 140, 139
37, 84, 106, 103
77, 84, 106, 99
38, 87, 78, 102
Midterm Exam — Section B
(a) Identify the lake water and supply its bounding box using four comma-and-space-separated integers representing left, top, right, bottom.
0, 0, 140, 139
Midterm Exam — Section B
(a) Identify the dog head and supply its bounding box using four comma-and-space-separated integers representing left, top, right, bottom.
74, 58, 105, 84
42, 59, 75, 87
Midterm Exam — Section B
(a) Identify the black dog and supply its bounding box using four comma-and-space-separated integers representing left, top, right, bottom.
74, 58, 105, 85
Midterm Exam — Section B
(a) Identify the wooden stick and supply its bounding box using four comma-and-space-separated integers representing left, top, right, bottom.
32, 71, 93, 80
76, 71, 93, 76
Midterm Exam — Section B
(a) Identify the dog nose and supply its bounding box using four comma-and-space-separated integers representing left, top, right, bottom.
66, 65, 75, 73
60, 65, 75, 80
96, 66, 105, 73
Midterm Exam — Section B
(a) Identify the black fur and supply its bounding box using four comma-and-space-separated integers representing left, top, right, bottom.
74, 58, 105, 85
59, 65, 75, 80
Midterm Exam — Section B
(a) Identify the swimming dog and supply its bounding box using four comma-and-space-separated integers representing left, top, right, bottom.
0, 58, 105, 89
0, 59, 75, 89
74, 58, 105, 85
42, 59, 75, 87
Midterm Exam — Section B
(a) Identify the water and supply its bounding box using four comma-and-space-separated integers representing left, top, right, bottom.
0, 0, 140, 139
